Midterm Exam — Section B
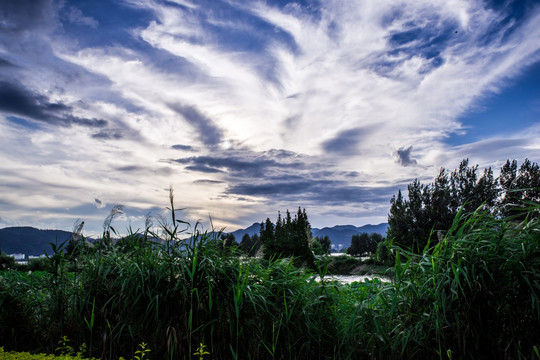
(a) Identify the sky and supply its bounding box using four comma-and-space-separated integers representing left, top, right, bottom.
1, 0, 539, 237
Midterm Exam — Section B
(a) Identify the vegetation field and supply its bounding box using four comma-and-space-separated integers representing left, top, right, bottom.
1, 197, 539, 360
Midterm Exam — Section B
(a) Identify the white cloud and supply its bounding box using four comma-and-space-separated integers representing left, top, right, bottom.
1, 0, 539, 233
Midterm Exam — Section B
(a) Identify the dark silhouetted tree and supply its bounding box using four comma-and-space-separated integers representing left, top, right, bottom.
388, 159, 502, 253
318, 235, 331, 254
347, 233, 383, 256
260, 208, 316, 269
260, 218, 276, 259
499, 158, 540, 218
240, 233, 260, 257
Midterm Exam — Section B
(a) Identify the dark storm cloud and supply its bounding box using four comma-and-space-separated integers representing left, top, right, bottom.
169, 104, 223, 147
178, 156, 267, 176
322, 127, 373, 155
0, 81, 107, 128
394, 146, 417, 167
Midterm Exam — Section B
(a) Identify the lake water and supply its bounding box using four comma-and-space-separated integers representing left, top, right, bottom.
315, 274, 390, 284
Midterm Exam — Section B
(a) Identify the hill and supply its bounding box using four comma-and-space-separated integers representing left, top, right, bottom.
0, 226, 74, 256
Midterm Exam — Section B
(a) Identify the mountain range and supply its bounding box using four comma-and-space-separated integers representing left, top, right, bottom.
0, 223, 388, 256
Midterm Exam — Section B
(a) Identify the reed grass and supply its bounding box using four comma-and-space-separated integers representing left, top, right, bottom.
1, 196, 539, 359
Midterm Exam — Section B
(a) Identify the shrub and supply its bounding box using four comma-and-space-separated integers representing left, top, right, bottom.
28, 257, 48, 272
0, 253, 16, 270
375, 240, 393, 266
326, 255, 363, 275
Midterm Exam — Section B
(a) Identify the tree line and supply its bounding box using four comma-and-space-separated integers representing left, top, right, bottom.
388, 158, 540, 253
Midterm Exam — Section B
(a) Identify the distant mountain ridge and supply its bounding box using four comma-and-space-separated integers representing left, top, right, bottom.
228, 222, 389, 249
0, 226, 74, 256
1, 222, 389, 256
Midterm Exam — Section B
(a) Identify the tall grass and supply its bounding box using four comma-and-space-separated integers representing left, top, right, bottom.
1, 196, 539, 359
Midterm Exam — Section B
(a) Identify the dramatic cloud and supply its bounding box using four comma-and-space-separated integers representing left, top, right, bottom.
0, 81, 107, 128
0, 0, 539, 234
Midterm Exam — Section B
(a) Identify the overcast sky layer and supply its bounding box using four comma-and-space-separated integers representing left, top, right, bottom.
1, 0, 539, 236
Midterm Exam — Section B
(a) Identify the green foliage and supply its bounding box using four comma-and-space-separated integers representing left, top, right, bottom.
375, 240, 393, 266
28, 257, 48, 271
0, 347, 97, 359
0, 253, 16, 270
133, 342, 150, 360
382, 208, 540, 359
312, 235, 331, 255
347, 232, 383, 256
388, 158, 540, 253
499, 158, 540, 218
193, 342, 210, 360
326, 255, 364, 275
310, 238, 324, 255
260, 208, 316, 269
1, 189, 539, 359
240, 233, 261, 257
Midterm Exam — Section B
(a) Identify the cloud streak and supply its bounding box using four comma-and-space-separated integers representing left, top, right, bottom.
0, 81, 108, 128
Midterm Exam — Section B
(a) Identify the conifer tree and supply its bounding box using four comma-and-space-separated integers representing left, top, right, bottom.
388, 159, 505, 253
260, 218, 276, 260
260, 209, 316, 269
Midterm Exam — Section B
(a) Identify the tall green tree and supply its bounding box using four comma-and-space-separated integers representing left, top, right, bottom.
260, 208, 315, 269
347, 233, 384, 256
387, 190, 411, 249
388, 159, 502, 253
499, 158, 540, 218
318, 235, 331, 254
240, 233, 261, 257
260, 218, 276, 259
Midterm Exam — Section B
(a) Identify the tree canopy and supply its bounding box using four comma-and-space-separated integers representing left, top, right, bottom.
347, 232, 384, 256
388, 158, 540, 253
259, 208, 316, 269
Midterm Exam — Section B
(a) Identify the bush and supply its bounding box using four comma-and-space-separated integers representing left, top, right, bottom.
375, 241, 393, 266
326, 255, 364, 275
0, 253, 16, 270
28, 257, 48, 272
